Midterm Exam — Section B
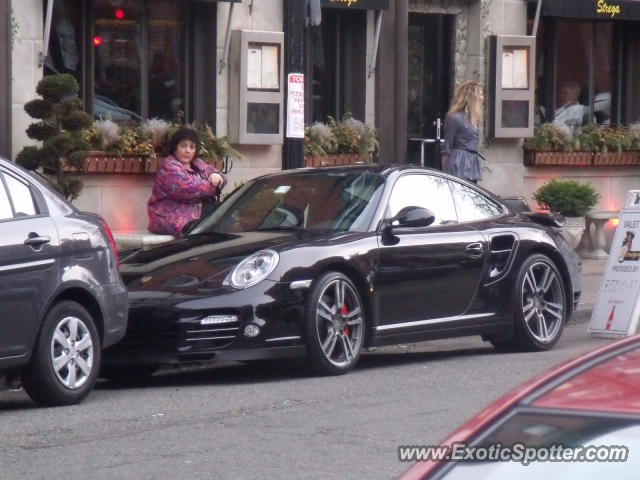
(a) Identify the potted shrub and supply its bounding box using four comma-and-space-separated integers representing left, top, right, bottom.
523, 123, 591, 166
16, 74, 94, 199
304, 114, 377, 167
533, 179, 600, 249
524, 122, 640, 167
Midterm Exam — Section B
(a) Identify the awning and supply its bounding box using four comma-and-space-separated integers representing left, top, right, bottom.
543, 0, 640, 21
320, 0, 389, 10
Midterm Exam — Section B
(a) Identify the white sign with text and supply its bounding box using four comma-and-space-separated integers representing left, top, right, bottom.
286, 73, 305, 138
589, 196, 640, 337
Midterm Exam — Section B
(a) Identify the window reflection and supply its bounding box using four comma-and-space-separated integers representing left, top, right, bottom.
148, 1, 185, 122
3, 175, 36, 217
439, 412, 640, 480
387, 175, 457, 225
0, 179, 13, 220
449, 181, 502, 222
94, 0, 142, 120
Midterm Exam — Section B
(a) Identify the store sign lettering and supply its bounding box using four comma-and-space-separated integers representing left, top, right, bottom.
596, 0, 621, 18
329, 0, 359, 7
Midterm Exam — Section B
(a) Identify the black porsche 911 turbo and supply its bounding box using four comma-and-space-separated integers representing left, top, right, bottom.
103, 164, 581, 377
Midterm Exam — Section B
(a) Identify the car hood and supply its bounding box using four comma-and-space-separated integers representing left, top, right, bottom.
119, 229, 349, 290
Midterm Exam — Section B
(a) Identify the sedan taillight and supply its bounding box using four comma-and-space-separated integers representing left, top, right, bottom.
101, 220, 120, 264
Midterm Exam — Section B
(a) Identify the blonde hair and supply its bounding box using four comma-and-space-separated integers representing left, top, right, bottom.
446, 80, 484, 129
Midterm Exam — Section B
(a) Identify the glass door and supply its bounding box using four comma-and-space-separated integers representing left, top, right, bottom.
407, 13, 454, 169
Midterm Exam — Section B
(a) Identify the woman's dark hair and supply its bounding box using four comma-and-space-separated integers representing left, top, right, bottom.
169, 128, 200, 158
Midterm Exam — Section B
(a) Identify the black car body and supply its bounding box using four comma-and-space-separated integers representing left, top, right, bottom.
107, 165, 581, 375
0, 158, 127, 405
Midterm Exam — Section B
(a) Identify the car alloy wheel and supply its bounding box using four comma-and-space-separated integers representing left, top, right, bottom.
306, 272, 366, 374
511, 254, 566, 351
22, 301, 101, 406
51, 315, 94, 389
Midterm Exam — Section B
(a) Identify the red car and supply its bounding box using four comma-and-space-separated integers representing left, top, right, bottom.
399, 335, 640, 479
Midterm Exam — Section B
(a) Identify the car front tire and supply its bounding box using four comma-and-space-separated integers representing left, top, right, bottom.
304, 272, 366, 375
22, 301, 101, 406
511, 253, 567, 351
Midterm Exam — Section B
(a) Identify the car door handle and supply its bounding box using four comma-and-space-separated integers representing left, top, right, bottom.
24, 234, 51, 247
465, 242, 483, 258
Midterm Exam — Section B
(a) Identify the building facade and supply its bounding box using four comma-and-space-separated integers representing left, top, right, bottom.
5, 0, 639, 240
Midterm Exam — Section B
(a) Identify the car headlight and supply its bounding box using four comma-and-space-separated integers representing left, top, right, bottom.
229, 249, 279, 289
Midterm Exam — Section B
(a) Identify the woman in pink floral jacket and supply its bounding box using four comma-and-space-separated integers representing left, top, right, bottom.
148, 128, 227, 236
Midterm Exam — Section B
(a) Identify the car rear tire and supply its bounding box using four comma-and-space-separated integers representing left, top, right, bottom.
304, 272, 366, 375
510, 253, 567, 351
22, 301, 101, 406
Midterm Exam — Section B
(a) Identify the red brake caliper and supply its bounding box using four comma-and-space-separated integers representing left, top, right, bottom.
342, 304, 351, 336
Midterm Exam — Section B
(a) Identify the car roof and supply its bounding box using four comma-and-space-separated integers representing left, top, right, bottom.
0, 156, 76, 215
532, 338, 640, 414
400, 335, 640, 479
256, 163, 443, 179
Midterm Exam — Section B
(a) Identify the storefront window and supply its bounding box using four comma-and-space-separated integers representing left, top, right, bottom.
46, 0, 214, 125
305, 8, 366, 124
535, 13, 639, 128
94, 0, 144, 121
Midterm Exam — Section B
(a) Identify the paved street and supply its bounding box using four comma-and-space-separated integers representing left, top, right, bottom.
0, 319, 617, 480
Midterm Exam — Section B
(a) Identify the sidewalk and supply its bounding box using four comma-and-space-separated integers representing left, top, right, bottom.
572, 258, 607, 323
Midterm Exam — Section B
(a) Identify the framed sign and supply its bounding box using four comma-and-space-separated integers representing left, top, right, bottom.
286, 73, 305, 139
589, 201, 640, 337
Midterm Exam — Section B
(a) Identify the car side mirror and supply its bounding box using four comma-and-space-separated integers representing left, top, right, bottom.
382, 206, 436, 231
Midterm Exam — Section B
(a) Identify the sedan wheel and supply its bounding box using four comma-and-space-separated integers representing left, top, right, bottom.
512, 254, 567, 351
305, 272, 365, 375
22, 301, 101, 406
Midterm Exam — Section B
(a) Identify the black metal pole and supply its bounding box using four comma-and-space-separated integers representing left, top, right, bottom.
0, 1, 11, 159
283, 0, 305, 169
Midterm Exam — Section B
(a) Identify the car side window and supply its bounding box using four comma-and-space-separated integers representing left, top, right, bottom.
0, 177, 12, 220
387, 174, 457, 225
2, 173, 37, 217
449, 180, 503, 222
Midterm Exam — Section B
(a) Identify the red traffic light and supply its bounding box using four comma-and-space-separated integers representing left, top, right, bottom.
93, 36, 103, 47
115, 8, 125, 19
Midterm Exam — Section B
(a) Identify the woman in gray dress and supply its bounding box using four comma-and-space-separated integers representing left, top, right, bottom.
441, 81, 484, 183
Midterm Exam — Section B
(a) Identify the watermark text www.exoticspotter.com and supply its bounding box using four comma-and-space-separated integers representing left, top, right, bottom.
397, 442, 629, 465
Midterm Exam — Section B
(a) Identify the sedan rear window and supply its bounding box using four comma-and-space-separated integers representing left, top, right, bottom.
0, 178, 12, 219
3, 173, 37, 216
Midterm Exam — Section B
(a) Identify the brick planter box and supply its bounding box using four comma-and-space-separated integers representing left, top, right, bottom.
593, 151, 640, 166
524, 149, 640, 167
63, 153, 147, 174
64, 154, 230, 175
523, 149, 593, 167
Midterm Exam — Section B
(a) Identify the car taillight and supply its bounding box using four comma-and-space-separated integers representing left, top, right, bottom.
101, 220, 120, 264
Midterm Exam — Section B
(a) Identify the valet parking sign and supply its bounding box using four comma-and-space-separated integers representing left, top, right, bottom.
589, 190, 640, 337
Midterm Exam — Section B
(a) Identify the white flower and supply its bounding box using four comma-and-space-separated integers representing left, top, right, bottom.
551, 122, 573, 141
141, 118, 170, 145
307, 122, 333, 143
94, 119, 120, 146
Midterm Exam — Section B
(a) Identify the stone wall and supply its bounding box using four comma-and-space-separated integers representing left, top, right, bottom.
11, 0, 42, 160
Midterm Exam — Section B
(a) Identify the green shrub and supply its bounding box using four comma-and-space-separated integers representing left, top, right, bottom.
533, 179, 600, 217
16, 73, 90, 200
36, 74, 79, 103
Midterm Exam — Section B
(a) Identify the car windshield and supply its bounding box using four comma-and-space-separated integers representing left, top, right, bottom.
190, 170, 386, 234
437, 410, 640, 480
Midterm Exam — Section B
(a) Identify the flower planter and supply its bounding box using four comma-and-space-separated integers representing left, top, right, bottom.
523, 149, 593, 167
63, 155, 230, 175
63, 153, 147, 174
304, 153, 373, 167
593, 151, 640, 166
